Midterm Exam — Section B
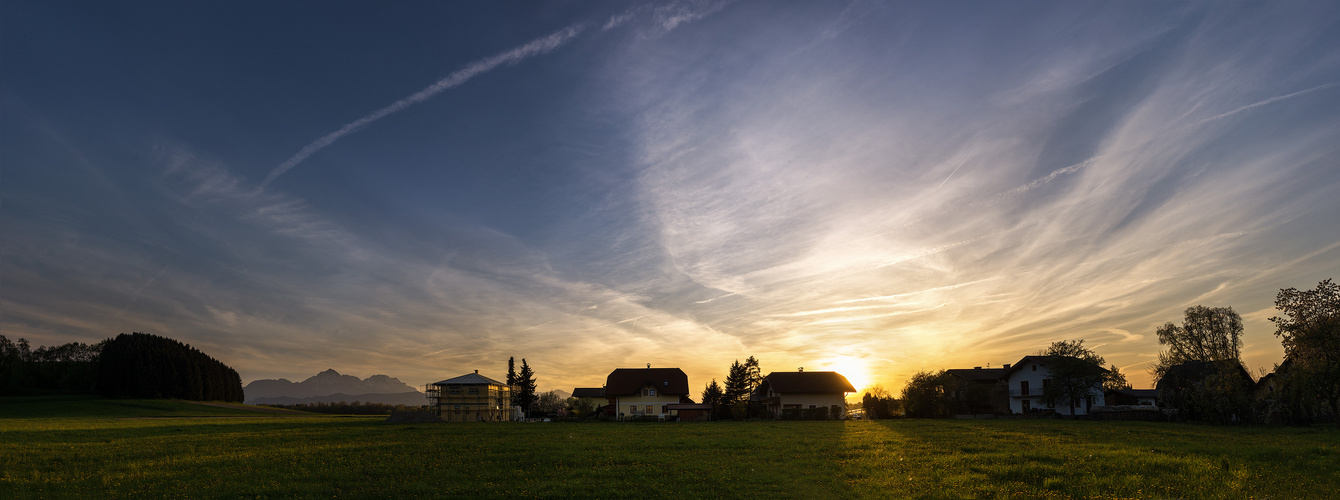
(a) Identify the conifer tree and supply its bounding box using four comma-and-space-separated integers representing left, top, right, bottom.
507, 356, 518, 407
516, 358, 538, 415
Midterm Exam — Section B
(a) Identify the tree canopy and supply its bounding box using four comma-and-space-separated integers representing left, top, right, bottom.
1270, 279, 1340, 427
900, 370, 948, 418
96, 332, 243, 402
1038, 340, 1107, 415
1152, 305, 1244, 380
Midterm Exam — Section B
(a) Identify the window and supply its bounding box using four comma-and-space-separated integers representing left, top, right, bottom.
630, 405, 639, 414
646, 405, 654, 414
1042, 379, 1051, 390
1020, 381, 1030, 396
448, 386, 462, 395
809, 405, 816, 409
1031, 364, 1036, 372
468, 387, 479, 395
1022, 400, 1031, 411
645, 389, 656, 397
661, 405, 668, 414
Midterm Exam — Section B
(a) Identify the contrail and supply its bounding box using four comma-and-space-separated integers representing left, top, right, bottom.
936, 152, 972, 189
1199, 81, 1338, 124
257, 24, 588, 193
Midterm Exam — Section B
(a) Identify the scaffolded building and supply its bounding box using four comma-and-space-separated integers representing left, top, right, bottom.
426, 370, 514, 422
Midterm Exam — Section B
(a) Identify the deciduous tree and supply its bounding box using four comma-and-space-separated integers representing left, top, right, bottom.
1038, 340, 1107, 415
900, 370, 948, 418
1271, 279, 1340, 427
1152, 306, 1244, 380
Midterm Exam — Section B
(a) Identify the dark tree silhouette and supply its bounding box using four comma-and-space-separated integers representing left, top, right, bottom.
900, 370, 948, 418
1152, 306, 1245, 380
1038, 340, 1107, 415
515, 358, 537, 414
1271, 279, 1340, 428
96, 332, 243, 402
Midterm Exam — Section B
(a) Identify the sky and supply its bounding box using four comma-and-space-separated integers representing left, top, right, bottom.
4, 1, 1340, 398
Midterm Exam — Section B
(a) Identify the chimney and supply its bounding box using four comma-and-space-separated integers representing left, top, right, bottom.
646, 363, 651, 369
798, 367, 804, 372
474, 370, 478, 374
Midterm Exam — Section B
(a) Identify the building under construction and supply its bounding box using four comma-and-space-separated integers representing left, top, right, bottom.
425, 370, 514, 422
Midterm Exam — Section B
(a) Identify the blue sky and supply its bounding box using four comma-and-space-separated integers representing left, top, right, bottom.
4, 1, 1340, 395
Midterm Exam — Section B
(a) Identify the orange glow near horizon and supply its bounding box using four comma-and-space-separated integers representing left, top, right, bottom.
816, 355, 872, 395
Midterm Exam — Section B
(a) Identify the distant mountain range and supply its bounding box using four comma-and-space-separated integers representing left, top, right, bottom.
244, 369, 422, 405
247, 391, 428, 406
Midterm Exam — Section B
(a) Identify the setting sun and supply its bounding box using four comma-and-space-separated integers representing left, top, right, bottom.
816, 356, 872, 396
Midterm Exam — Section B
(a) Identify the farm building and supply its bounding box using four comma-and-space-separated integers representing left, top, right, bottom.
753, 369, 856, 419
426, 370, 514, 422
944, 366, 1010, 415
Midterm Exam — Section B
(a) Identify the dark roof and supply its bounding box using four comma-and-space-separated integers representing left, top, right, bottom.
572, 387, 605, 398
946, 367, 1007, 383
431, 372, 506, 386
1001, 355, 1108, 378
758, 371, 856, 394
604, 368, 690, 396
1156, 360, 1252, 392
1108, 388, 1158, 398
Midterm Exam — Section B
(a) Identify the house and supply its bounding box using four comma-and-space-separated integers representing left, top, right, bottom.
1001, 356, 1106, 416
944, 366, 1010, 415
1156, 360, 1254, 422
666, 402, 715, 421
753, 369, 856, 419
426, 370, 514, 422
604, 366, 692, 419
571, 387, 606, 409
1105, 388, 1158, 407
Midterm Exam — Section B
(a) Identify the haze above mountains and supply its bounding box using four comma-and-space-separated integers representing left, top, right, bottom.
244, 369, 423, 406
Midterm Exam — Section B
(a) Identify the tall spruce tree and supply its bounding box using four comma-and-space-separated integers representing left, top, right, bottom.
507, 356, 518, 407
743, 356, 763, 396
723, 360, 750, 406
516, 358, 538, 415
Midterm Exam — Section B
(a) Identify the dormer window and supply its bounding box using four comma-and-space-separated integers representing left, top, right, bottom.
645, 388, 656, 397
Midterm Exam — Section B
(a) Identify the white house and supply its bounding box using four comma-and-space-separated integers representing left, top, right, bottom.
1001, 355, 1105, 416
753, 370, 856, 419
603, 366, 690, 420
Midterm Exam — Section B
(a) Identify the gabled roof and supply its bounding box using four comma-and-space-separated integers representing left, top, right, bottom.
572, 387, 605, 398
1001, 355, 1108, 379
1155, 360, 1252, 392
758, 371, 856, 394
604, 368, 690, 396
946, 368, 1007, 383
431, 372, 506, 386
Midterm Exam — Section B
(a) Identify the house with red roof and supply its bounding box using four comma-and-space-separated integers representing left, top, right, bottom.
603, 365, 693, 420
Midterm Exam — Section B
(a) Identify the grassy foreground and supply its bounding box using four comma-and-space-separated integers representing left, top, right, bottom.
2, 398, 1337, 498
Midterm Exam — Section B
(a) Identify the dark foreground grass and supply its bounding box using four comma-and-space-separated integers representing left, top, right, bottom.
2, 400, 1337, 499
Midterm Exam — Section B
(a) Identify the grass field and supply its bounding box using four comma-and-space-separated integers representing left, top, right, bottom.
2, 397, 1337, 498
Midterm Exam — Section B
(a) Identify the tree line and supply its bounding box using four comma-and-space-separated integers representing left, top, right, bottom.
263, 401, 426, 415
1, 332, 244, 402
868, 279, 1338, 426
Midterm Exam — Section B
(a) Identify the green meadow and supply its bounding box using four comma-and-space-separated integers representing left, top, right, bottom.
2, 397, 1337, 499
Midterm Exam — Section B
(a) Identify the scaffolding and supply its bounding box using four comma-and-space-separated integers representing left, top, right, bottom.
426, 372, 514, 422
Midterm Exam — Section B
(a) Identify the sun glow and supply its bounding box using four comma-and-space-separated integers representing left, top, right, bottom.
817, 356, 872, 395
